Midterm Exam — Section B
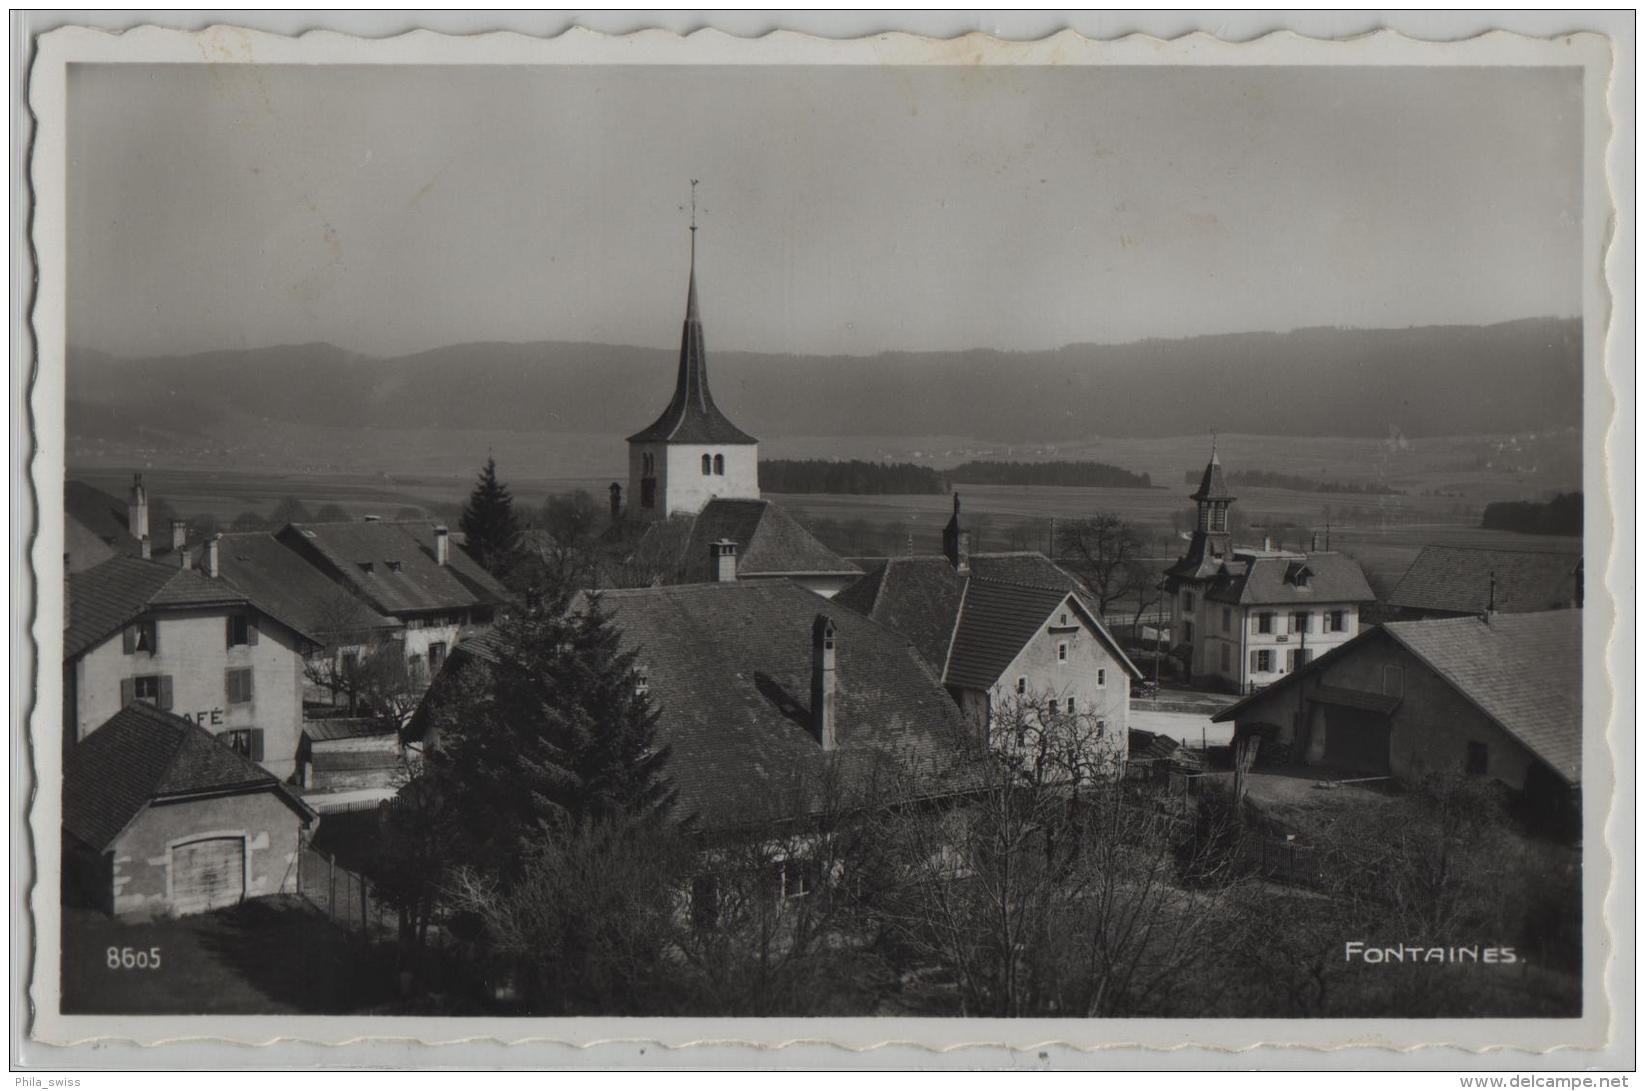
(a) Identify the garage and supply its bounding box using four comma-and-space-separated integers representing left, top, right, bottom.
170, 836, 247, 916
1319, 702, 1392, 775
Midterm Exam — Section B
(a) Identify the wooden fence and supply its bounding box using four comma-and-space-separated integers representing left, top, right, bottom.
299, 844, 394, 937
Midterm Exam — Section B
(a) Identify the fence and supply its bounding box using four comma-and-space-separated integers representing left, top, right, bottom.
1252, 836, 1319, 886
299, 844, 395, 937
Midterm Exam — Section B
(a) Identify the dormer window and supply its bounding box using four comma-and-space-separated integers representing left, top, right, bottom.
387, 560, 403, 573
358, 561, 374, 575
635, 669, 650, 697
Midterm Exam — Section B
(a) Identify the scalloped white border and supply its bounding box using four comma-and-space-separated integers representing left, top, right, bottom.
16, 17, 1630, 1068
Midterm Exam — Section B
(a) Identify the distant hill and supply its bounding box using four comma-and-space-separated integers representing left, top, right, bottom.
67, 317, 1580, 444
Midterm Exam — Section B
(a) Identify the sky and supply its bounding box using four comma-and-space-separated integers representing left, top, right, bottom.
66, 63, 1583, 359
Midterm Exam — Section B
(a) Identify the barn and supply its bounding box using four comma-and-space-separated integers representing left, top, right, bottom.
63, 702, 317, 917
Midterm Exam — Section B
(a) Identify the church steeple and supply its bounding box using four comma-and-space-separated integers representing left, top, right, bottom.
624, 185, 761, 521
626, 187, 757, 447
1165, 441, 1237, 582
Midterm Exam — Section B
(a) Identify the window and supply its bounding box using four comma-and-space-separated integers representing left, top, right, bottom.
340, 650, 360, 677
635, 669, 650, 698
1183, 591, 1195, 612
1286, 648, 1313, 672
387, 560, 403, 573
1255, 649, 1273, 672
1290, 611, 1311, 634
122, 620, 158, 655
1057, 641, 1069, 663
1183, 620, 1195, 644
121, 674, 172, 710
642, 452, 655, 476
1096, 668, 1106, 687
713, 454, 725, 475
701, 453, 712, 475
640, 478, 656, 508
1256, 612, 1273, 634
1382, 665, 1404, 697
1328, 610, 1348, 633
226, 615, 257, 648
779, 858, 819, 900
1066, 697, 1076, 715
358, 561, 374, 575
1059, 612, 1069, 625
1095, 719, 1107, 736
427, 641, 447, 674
1466, 741, 1489, 777
1221, 644, 1231, 671
225, 667, 254, 705
1015, 676, 1026, 695
225, 728, 265, 762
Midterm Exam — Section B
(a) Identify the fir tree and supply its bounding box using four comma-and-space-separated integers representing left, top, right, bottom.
459, 457, 522, 575
422, 589, 676, 882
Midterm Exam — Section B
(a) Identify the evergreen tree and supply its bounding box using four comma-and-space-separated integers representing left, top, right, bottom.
459, 457, 522, 574
421, 589, 676, 882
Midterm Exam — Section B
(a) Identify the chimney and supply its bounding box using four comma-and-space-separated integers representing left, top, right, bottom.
712, 539, 738, 583
1484, 570, 1497, 622
206, 534, 221, 579
127, 474, 149, 541
1310, 531, 1319, 552
1263, 535, 1273, 552
179, 548, 192, 570
609, 482, 623, 522
138, 535, 151, 560
943, 493, 970, 576
170, 519, 187, 552
434, 525, 450, 566
811, 614, 837, 750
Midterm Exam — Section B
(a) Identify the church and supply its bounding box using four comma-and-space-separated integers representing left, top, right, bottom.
1164, 445, 1375, 693
606, 215, 859, 599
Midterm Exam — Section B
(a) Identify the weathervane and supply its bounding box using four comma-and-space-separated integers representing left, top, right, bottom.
688, 179, 699, 233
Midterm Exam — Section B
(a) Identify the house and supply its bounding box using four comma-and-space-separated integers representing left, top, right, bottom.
415, 580, 974, 835
296, 718, 405, 803
65, 474, 190, 573
620, 222, 759, 521
1165, 447, 1374, 691
272, 520, 512, 687
1385, 544, 1583, 620
62, 702, 317, 917
64, 550, 316, 780
1211, 610, 1581, 823
835, 495, 1143, 762
206, 529, 401, 703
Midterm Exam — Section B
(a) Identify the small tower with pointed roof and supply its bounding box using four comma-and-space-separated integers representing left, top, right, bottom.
625, 185, 759, 521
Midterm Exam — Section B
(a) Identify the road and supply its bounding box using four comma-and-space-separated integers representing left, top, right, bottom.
1130, 708, 1236, 749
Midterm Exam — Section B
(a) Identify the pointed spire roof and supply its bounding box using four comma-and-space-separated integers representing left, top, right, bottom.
627, 212, 757, 446
1190, 441, 1234, 502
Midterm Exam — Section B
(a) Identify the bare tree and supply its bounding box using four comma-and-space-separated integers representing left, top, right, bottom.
1056, 514, 1151, 621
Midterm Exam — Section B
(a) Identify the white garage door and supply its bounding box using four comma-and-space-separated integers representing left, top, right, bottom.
171, 837, 246, 916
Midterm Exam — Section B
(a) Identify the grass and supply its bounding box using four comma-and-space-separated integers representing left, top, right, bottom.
61, 896, 396, 1015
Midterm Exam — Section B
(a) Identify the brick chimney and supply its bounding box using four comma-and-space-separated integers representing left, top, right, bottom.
942, 493, 970, 576
206, 534, 221, 579
127, 474, 149, 541
433, 525, 450, 566
170, 519, 187, 552
712, 539, 738, 583
609, 482, 623, 522
811, 613, 837, 750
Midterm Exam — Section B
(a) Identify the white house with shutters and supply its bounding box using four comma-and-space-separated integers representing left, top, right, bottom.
64, 552, 315, 780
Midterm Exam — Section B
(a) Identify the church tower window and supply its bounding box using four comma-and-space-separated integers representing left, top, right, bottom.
713, 454, 725, 475
701, 454, 712, 475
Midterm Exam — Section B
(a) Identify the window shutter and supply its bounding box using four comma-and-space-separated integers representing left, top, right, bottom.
122, 626, 136, 654
244, 670, 254, 701
120, 677, 136, 706
225, 669, 235, 703
157, 676, 174, 710
250, 728, 265, 762
246, 617, 259, 646
1249, 650, 1259, 672
225, 616, 235, 649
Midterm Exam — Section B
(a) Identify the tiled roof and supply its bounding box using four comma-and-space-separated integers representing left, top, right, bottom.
625, 259, 757, 446
64, 480, 136, 549
302, 718, 399, 742
945, 578, 1073, 690
1387, 545, 1582, 616
1214, 611, 1582, 785
1383, 611, 1582, 784
677, 499, 859, 582
214, 531, 399, 644
278, 521, 512, 617
1206, 552, 1375, 607
836, 552, 1141, 689
64, 555, 261, 659
578, 581, 970, 831
63, 703, 313, 851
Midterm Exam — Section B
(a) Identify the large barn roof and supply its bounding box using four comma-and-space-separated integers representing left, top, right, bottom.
1387, 544, 1582, 616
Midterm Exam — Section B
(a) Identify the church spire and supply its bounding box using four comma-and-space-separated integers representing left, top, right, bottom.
625, 184, 757, 446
